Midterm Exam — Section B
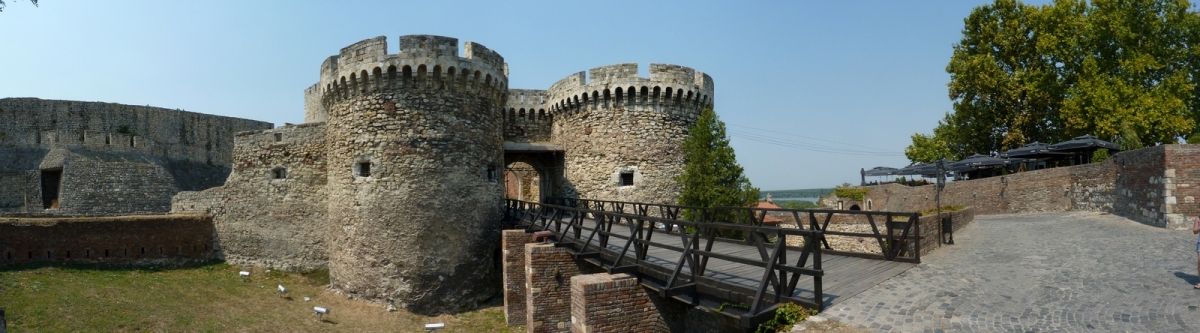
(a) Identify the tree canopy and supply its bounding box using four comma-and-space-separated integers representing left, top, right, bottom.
675, 107, 760, 236
0, 0, 38, 12
908, 0, 1200, 162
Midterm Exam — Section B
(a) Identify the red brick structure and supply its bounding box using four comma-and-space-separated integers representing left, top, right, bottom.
916, 208, 975, 256
0, 214, 214, 266
503, 230, 537, 325
525, 243, 586, 333
570, 273, 665, 333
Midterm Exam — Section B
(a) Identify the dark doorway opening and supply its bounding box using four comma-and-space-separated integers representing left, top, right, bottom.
41, 169, 62, 209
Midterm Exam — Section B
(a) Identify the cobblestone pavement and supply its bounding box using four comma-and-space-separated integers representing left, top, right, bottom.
826, 212, 1200, 332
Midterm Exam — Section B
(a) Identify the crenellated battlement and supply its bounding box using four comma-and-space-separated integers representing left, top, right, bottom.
545, 63, 714, 116
503, 89, 552, 142
314, 35, 509, 105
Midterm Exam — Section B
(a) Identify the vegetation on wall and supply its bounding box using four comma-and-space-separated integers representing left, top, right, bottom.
676, 107, 760, 238
833, 186, 869, 202
906, 0, 1200, 163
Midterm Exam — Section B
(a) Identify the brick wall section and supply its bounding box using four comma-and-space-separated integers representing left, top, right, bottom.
570, 273, 666, 333
504, 230, 536, 325
917, 208, 975, 256
526, 243, 585, 333
858, 145, 1200, 229
0, 214, 214, 266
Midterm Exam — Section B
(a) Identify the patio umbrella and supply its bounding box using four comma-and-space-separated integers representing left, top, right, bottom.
863, 166, 899, 177
1000, 142, 1074, 159
894, 163, 930, 176
948, 154, 1010, 172
1047, 135, 1120, 151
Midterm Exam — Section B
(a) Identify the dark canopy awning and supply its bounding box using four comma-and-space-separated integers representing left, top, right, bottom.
863, 166, 899, 176
1048, 135, 1120, 152
949, 154, 1014, 172
1001, 141, 1074, 159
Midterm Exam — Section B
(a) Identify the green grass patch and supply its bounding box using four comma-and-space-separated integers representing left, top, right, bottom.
0, 261, 518, 332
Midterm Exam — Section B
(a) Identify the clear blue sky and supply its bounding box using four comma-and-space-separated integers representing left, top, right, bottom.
1, 1, 1017, 190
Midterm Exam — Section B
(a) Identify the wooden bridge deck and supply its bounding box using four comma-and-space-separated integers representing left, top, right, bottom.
523, 214, 917, 309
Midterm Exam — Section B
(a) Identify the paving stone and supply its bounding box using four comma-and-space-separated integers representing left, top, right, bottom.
827, 212, 1200, 332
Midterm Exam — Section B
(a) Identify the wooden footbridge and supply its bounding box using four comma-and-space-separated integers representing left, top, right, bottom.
505, 198, 922, 327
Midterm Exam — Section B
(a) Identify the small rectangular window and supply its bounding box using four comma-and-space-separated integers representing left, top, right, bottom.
359, 162, 371, 177
273, 168, 287, 179
274, 133, 282, 142
487, 164, 497, 182
619, 172, 634, 186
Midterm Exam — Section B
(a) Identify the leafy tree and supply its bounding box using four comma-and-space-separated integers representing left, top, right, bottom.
943, 0, 1069, 156
675, 107, 760, 237
912, 0, 1200, 161
0, 0, 38, 12
904, 132, 953, 163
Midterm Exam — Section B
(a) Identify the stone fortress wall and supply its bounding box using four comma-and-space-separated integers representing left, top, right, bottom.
546, 63, 714, 205
0, 98, 272, 215
503, 89, 552, 142
172, 122, 329, 271
168, 34, 716, 315
319, 34, 508, 315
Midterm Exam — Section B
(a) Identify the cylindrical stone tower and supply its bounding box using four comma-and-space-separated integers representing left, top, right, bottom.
317, 35, 508, 314
546, 63, 714, 204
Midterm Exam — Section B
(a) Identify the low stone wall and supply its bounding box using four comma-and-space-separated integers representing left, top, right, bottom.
0, 214, 215, 266
916, 208, 975, 256
861, 145, 1200, 229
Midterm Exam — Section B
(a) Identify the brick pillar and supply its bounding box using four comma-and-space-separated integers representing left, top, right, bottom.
503, 230, 536, 325
570, 273, 666, 333
526, 243, 583, 333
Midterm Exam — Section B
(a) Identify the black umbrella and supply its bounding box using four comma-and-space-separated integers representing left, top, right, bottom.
894, 163, 930, 176
863, 166, 899, 177
1048, 134, 1120, 151
948, 154, 1010, 172
1001, 142, 1074, 159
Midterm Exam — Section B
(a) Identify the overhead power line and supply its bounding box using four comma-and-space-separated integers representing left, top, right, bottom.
724, 124, 905, 157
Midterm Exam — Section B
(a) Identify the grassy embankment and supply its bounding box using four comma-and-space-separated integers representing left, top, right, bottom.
0, 261, 519, 332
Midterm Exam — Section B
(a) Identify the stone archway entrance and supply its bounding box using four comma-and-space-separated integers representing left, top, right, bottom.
505, 161, 540, 202
503, 142, 564, 203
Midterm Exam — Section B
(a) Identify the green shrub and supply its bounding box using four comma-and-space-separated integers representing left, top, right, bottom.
756, 302, 812, 333
1092, 149, 1109, 163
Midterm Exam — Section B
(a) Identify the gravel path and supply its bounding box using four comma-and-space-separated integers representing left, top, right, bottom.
825, 211, 1200, 332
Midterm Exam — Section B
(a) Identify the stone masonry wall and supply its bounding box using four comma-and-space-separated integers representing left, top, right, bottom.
321, 35, 507, 315
547, 63, 713, 205
172, 123, 329, 271
0, 98, 272, 216
0, 98, 272, 167
859, 145, 1200, 229
505, 89, 552, 143
1164, 145, 1200, 229
917, 208, 975, 256
0, 214, 215, 266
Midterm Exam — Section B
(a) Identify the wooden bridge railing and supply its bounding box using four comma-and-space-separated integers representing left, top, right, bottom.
504, 198, 826, 326
544, 197, 922, 263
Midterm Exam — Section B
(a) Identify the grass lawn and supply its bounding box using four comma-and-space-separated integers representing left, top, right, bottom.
0, 261, 521, 332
